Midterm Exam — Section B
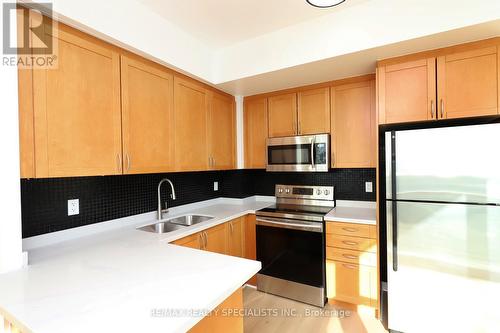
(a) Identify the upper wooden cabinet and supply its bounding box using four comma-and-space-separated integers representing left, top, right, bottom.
120, 55, 174, 174
378, 41, 500, 124
378, 58, 436, 124
209, 92, 235, 170
298, 87, 330, 135
244, 97, 268, 168
32, 22, 123, 177
268, 93, 297, 137
331, 80, 376, 168
173, 76, 210, 171
437, 47, 499, 119
268, 89, 330, 137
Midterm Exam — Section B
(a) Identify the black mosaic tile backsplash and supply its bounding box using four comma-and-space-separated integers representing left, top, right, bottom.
21, 168, 375, 238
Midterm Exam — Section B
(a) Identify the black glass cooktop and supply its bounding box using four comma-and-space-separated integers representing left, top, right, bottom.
258, 204, 333, 217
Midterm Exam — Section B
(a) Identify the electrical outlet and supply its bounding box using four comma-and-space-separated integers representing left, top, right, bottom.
365, 182, 373, 193
214, 181, 219, 191
68, 199, 79, 216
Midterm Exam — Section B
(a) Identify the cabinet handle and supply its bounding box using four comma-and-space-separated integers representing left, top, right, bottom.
342, 241, 358, 246
230, 222, 234, 234
116, 154, 122, 172
342, 263, 358, 270
212, 157, 215, 168
440, 99, 444, 118
125, 153, 131, 172
203, 232, 208, 249
298, 121, 301, 134
342, 227, 358, 233
342, 254, 358, 260
430, 100, 435, 119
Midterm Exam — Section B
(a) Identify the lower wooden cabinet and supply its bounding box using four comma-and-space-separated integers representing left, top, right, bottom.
173, 215, 258, 285
244, 215, 257, 286
227, 217, 245, 257
188, 288, 243, 333
325, 221, 378, 308
173, 232, 203, 250
204, 224, 227, 254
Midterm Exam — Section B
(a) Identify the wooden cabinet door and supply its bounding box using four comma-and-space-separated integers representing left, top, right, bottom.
437, 47, 499, 119
298, 87, 330, 135
32, 23, 122, 177
173, 233, 202, 250
227, 218, 244, 257
205, 224, 227, 255
209, 92, 235, 170
331, 80, 376, 168
188, 288, 243, 333
244, 98, 268, 168
378, 58, 436, 124
173, 76, 209, 171
326, 260, 376, 306
244, 215, 257, 286
268, 93, 297, 137
121, 55, 174, 174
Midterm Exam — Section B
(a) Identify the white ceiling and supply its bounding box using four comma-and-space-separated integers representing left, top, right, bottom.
44, 0, 500, 96
136, 0, 366, 48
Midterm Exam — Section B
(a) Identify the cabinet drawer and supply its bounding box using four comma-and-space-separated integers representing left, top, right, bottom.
326, 247, 377, 267
326, 234, 376, 253
326, 222, 376, 239
326, 260, 376, 306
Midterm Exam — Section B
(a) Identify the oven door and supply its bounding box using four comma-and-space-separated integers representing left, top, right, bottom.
266, 134, 329, 172
256, 216, 326, 306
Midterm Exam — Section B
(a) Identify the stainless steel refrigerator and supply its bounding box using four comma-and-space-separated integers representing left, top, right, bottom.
382, 120, 500, 333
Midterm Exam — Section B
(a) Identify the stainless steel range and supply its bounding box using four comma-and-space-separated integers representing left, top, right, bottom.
255, 184, 335, 307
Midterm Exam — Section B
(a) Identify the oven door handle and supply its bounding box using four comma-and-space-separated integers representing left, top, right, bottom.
256, 217, 323, 233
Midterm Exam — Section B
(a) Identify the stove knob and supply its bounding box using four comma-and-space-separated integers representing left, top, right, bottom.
285, 188, 291, 194
316, 189, 322, 195
324, 189, 330, 195
278, 188, 283, 193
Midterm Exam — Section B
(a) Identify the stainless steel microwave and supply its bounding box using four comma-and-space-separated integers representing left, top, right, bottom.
266, 134, 330, 172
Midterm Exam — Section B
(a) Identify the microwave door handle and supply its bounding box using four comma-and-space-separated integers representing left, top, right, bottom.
310, 137, 315, 169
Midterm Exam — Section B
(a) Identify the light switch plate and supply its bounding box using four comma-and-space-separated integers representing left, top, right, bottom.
214, 181, 219, 191
68, 199, 79, 216
365, 182, 373, 193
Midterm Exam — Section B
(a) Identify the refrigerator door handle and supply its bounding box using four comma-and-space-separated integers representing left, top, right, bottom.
391, 131, 398, 271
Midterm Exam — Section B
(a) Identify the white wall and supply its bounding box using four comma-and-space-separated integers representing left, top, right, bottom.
213, 0, 500, 84
27, 0, 216, 83
0, 0, 24, 274
235, 96, 244, 169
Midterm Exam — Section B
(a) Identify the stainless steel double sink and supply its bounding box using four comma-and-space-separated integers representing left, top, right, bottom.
137, 214, 214, 234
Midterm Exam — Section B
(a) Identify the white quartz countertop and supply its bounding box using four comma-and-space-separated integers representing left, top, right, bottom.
0, 198, 273, 333
324, 200, 377, 225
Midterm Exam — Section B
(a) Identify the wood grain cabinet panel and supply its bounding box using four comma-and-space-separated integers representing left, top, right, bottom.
268, 93, 297, 138
173, 232, 203, 250
244, 98, 268, 168
188, 288, 243, 333
204, 224, 227, 255
227, 217, 245, 257
120, 55, 174, 174
437, 47, 499, 119
378, 58, 436, 124
244, 215, 257, 286
209, 92, 235, 170
297, 87, 330, 135
173, 76, 209, 171
32, 22, 123, 177
331, 80, 376, 168
326, 260, 376, 307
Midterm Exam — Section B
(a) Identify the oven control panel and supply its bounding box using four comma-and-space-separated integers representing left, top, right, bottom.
275, 184, 334, 201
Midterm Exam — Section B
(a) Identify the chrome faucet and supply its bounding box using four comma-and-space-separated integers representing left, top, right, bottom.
157, 178, 176, 220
